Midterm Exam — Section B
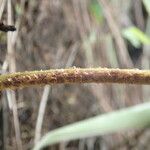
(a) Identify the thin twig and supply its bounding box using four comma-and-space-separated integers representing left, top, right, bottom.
34, 85, 51, 144
0, 68, 150, 90
34, 42, 79, 144
99, 0, 133, 67
0, 0, 6, 20
7, 0, 22, 149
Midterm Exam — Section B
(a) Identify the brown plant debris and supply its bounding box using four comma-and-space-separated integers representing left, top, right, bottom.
0, 68, 150, 90
0, 21, 16, 32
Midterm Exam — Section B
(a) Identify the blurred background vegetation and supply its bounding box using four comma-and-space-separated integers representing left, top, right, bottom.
0, 0, 150, 149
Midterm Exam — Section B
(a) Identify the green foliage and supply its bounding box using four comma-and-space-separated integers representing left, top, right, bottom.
15, 3, 22, 16
143, 0, 150, 15
33, 102, 150, 150
90, 0, 104, 23
122, 26, 150, 48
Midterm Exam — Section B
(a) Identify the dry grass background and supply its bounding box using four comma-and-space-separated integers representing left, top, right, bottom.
0, 0, 150, 149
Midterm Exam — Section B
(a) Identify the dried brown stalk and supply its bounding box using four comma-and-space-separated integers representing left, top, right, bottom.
0, 68, 150, 90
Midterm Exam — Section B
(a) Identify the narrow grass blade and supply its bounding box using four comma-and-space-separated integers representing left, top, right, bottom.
122, 26, 150, 48
33, 102, 150, 150
143, 0, 150, 15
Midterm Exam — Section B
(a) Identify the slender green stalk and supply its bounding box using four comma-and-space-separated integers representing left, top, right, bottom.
0, 68, 150, 90
33, 102, 150, 150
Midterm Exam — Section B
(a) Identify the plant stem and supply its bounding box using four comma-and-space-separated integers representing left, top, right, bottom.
0, 68, 150, 90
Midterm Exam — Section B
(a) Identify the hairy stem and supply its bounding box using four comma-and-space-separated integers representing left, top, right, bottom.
0, 68, 150, 90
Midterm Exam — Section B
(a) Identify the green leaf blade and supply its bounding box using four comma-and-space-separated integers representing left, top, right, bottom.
33, 102, 150, 150
122, 26, 150, 48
